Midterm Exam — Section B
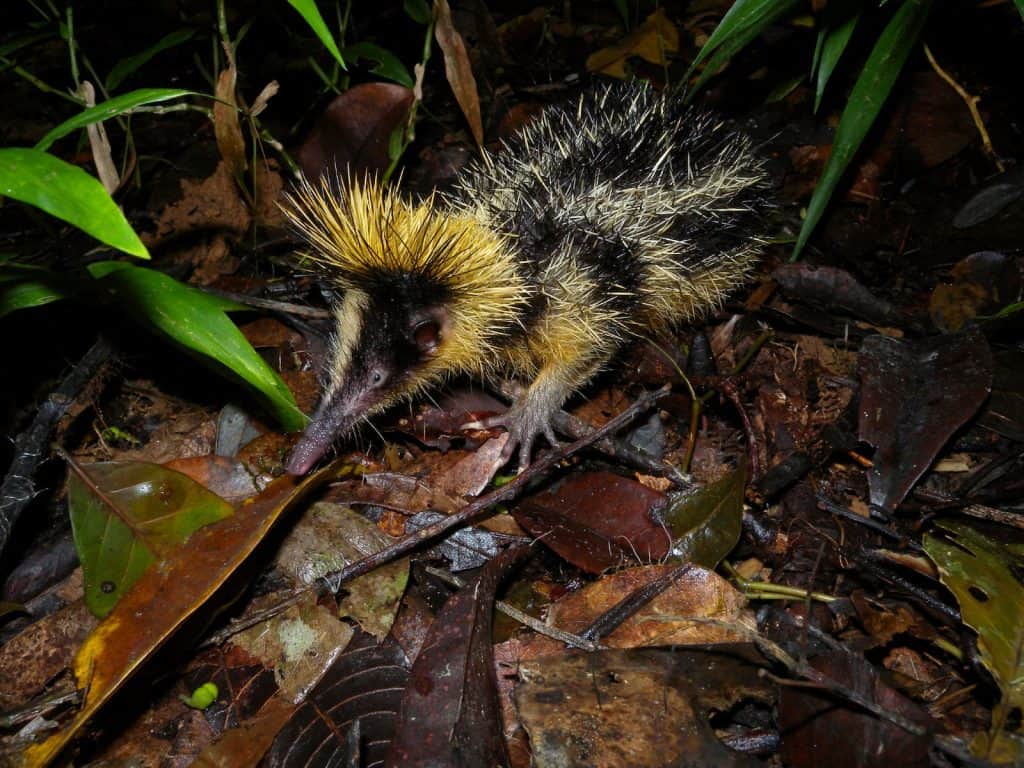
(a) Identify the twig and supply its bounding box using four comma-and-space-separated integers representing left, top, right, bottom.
923, 43, 1004, 173
322, 385, 670, 592
202, 385, 670, 644
0, 336, 113, 560
198, 287, 331, 319
423, 565, 600, 651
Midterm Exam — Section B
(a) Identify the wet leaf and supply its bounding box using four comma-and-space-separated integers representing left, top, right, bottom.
67, 459, 234, 618
663, 463, 747, 567
793, 0, 933, 260
953, 171, 1024, 229
296, 83, 414, 183
924, 521, 1024, 764
0, 148, 148, 258
33, 88, 193, 152
193, 696, 295, 768
22, 463, 342, 767
517, 648, 771, 768
858, 327, 993, 511
386, 546, 530, 767
274, 503, 409, 641
434, 0, 483, 146
514, 472, 670, 573
778, 650, 933, 768
266, 632, 409, 768
586, 8, 679, 79
87, 261, 306, 431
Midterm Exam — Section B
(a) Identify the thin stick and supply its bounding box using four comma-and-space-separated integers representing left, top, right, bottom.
923, 43, 1004, 173
322, 384, 670, 592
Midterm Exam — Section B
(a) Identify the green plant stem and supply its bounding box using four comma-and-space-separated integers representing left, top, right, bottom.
0, 57, 81, 103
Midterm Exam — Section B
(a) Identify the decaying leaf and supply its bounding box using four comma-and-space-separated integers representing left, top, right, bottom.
586, 9, 680, 79
433, 0, 484, 146
924, 521, 1024, 764
386, 546, 529, 767
858, 326, 993, 511
516, 648, 771, 768
22, 463, 343, 767
213, 45, 247, 180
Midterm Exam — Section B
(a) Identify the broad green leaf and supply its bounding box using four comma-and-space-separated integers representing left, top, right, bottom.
0, 148, 149, 258
1016, 0, 1024, 22
924, 521, 1024, 764
0, 275, 69, 317
686, 0, 801, 96
106, 29, 196, 91
685, 0, 800, 86
815, 5, 861, 112
34, 88, 194, 152
792, 0, 933, 260
25, 463, 346, 768
68, 459, 234, 617
87, 261, 307, 431
286, 0, 346, 69
663, 462, 747, 567
343, 41, 414, 87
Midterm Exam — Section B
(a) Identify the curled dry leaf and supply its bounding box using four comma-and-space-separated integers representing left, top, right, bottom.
433, 0, 484, 146
213, 45, 247, 180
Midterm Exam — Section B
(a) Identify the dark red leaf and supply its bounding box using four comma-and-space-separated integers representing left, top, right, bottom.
514, 472, 668, 573
858, 326, 993, 511
296, 83, 414, 183
778, 651, 933, 768
385, 545, 530, 767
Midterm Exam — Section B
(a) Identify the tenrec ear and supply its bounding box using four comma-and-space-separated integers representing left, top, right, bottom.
414, 320, 441, 355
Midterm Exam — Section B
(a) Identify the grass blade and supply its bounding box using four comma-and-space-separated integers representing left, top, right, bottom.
792, 0, 933, 261
815, 4, 861, 112
34, 88, 193, 152
686, 0, 801, 97
286, 0, 346, 69
105, 29, 196, 91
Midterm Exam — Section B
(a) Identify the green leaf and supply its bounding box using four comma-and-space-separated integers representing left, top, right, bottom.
792, 0, 933, 261
286, 0, 346, 69
87, 262, 307, 431
924, 521, 1024, 764
686, 0, 801, 97
34, 88, 194, 152
403, 0, 432, 25
814, 4, 861, 112
68, 460, 234, 617
663, 462, 747, 567
343, 41, 414, 87
1015, 0, 1024, 22
0, 148, 149, 258
0, 30, 53, 59
0, 275, 69, 317
106, 29, 196, 91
